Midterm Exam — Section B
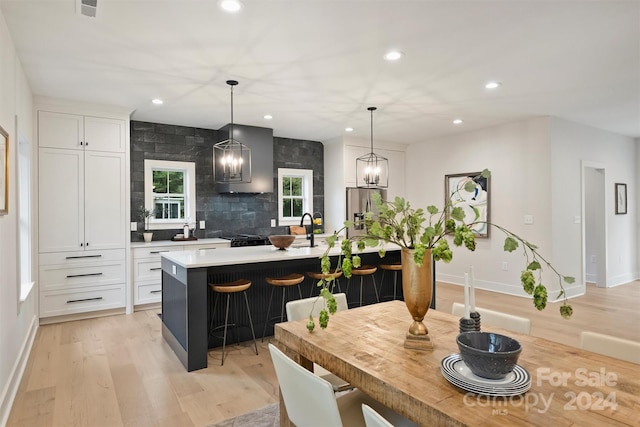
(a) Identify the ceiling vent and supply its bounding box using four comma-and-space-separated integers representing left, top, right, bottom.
77, 0, 98, 18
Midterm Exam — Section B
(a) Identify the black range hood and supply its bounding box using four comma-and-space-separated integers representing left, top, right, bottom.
215, 124, 273, 193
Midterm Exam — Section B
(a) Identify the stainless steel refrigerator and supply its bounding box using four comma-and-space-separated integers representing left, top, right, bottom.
346, 187, 387, 238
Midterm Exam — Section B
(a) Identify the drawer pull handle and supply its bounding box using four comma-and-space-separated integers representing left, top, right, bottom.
67, 297, 103, 304
149, 267, 162, 271
150, 290, 162, 294
65, 255, 103, 259
150, 251, 169, 254
66, 272, 104, 278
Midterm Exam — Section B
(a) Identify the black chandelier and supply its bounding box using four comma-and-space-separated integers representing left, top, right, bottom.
214, 80, 251, 183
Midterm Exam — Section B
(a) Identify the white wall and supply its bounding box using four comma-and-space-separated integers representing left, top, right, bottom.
0, 7, 37, 425
551, 118, 638, 287
637, 138, 640, 273
406, 117, 562, 298
405, 116, 639, 303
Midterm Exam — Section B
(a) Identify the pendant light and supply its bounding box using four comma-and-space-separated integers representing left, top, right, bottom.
214, 80, 251, 183
356, 106, 388, 188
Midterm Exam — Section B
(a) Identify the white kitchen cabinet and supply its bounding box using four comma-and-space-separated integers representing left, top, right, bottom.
37, 105, 129, 321
38, 148, 125, 252
131, 240, 230, 307
38, 111, 126, 152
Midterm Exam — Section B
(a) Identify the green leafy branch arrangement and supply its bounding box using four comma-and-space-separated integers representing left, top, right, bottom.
307, 169, 575, 332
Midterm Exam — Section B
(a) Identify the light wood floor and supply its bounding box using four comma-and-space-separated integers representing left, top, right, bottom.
7, 280, 639, 427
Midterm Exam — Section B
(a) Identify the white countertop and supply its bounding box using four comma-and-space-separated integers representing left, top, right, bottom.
130, 237, 230, 248
161, 241, 401, 269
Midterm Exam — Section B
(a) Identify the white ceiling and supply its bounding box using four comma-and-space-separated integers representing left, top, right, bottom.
2, 0, 639, 144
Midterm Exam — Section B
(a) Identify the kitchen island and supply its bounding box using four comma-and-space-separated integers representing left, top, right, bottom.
161, 242, 401, 371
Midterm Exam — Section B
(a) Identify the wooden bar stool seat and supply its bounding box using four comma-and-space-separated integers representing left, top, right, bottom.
306, 270, 343, 296
208, 279, 258, 365
379, 262, 402, 301
346, 265, 379, 307
262, 273, 304, 340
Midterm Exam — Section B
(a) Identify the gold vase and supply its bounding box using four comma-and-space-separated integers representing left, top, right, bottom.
401, 247, 434, 351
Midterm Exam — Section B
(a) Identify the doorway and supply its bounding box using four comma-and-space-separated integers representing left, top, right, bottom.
582, 162, 607, 288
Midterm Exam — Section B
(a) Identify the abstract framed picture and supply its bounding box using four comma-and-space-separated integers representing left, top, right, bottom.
615, 183, 627, 215
0, 125, 7, 216
445, 171, 490, 237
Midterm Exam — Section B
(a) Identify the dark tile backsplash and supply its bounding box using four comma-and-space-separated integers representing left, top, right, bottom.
130, 121, 324, 241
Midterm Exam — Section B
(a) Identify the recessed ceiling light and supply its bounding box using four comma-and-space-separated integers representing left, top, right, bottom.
383, 50, 403, 61
263, 114, 273, 120
345, 127, 354, 132
219, 0, 243, 13
485, 81, 502, 89
151, 98, 163, 105
453, 119, 463, 125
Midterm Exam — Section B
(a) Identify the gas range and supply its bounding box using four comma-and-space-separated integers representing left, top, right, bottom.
221, 234, 271, 247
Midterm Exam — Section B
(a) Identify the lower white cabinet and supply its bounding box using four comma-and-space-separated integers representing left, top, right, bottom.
39, 249, 126, 319
131, 241, 230, 307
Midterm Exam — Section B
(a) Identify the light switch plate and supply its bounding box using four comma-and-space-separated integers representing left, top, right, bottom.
130, 222, 137, 231
271, 219, 276, 227
199, 220, 205, 229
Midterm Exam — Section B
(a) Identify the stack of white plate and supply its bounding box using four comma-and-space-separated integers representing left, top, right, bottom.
440, 353, 531, 396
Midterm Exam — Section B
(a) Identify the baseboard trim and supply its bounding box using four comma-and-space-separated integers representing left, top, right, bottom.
0, 314, 38, 427
39, 307, 125, 325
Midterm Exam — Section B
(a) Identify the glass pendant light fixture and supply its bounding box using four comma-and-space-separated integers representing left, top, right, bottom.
214, 80, 251, 183
356, 106, 388, 188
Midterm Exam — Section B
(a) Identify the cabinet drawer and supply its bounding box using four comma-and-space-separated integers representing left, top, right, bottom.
134, 259, 163, 282
132, 245, 182, 260
136, 283, 162, 305
40, 261, 125, 291
39, 249, 125, 266
40, 285, 125, 318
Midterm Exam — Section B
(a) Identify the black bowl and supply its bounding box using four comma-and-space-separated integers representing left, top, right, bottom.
456, 332, 522, 380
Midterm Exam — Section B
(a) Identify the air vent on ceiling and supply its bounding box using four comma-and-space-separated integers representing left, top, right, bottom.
77, 0, 98, 18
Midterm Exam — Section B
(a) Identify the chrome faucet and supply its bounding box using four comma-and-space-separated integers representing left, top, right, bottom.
300, 212, 315, 247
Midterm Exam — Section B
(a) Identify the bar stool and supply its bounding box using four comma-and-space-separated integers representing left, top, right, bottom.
208, 279, 258, 366
347, 265, 378, 307
378, 262, 402, 301
262, 273, 304, 340
306, 270, 343, 296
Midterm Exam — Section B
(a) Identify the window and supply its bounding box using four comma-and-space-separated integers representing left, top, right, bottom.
144, 160, 196, 230
278, 168, 313, 226
18, 130, 34, 304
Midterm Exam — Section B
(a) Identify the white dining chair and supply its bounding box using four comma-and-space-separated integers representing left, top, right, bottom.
579, 331, 640, 364
363, 404, 395, 427
451, 302, 532, 335
268, 343, 417, 427
286, 293, 352, 391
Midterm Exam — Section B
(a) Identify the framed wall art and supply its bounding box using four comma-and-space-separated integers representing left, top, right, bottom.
615, 183, 627, 215
0, 125, 7, 215
445, 171, 490, 237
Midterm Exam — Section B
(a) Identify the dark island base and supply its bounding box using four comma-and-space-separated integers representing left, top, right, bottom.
206, 251, 403, 348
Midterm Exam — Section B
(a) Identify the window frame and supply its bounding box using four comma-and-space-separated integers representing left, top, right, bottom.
144, 159, 196, 230
278, 168, 313, 226
18, 129, 35, 304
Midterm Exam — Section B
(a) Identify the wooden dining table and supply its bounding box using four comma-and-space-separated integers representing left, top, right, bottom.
274, 300, 639, 427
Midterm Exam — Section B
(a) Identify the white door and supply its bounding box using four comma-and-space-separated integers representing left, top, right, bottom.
84, 151, 126, 250
38, 111, 83, 150
39, 148, 85, 252
84, 117, 126, 153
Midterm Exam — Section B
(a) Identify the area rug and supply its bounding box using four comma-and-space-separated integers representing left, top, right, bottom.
209, 403, 279, 427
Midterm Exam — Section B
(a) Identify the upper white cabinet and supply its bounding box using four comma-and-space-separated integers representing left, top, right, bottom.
38, 119, 126, 253
38, 111, 126, 153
